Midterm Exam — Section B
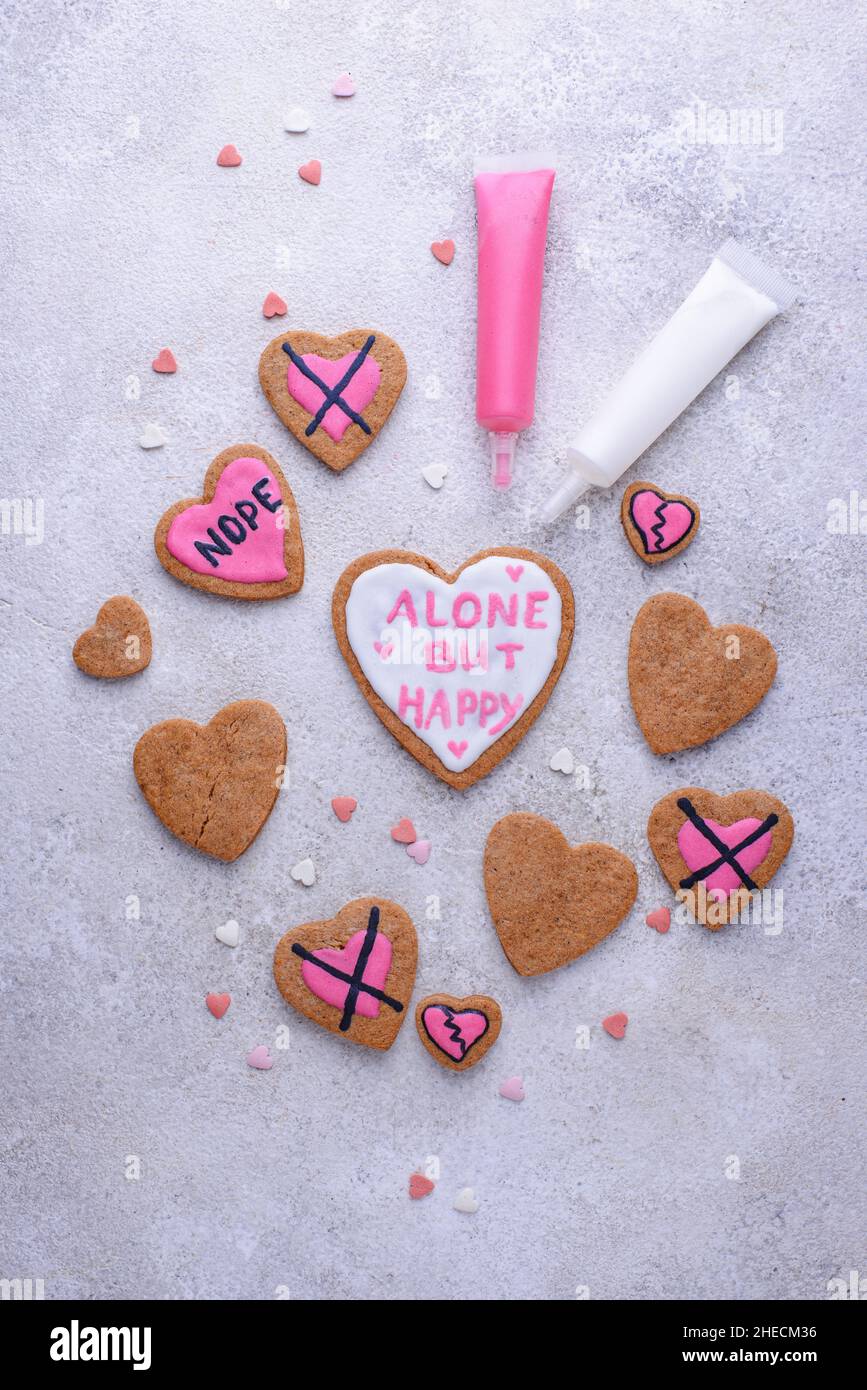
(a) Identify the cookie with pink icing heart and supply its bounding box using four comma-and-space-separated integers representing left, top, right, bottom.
648, 787, 794, 928
621, 481, 700, 564
258, 329, 407, 472
416, 993, 502, 1072
332, 547, 575, 790
273, 898, 417, 1050
154, 444, 304, 600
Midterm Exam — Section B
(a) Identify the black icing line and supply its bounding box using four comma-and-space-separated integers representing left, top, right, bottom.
628, 488, 697, 555
422, 1004, 489, 1061
282, 335, 376, 437
291, 904, 403, 1032
676, 797, 779, 893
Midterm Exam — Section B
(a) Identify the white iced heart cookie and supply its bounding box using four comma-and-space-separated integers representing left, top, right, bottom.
333, 549, 574, 789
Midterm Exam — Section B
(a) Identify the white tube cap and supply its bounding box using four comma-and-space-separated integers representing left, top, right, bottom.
539, 471, 589, 522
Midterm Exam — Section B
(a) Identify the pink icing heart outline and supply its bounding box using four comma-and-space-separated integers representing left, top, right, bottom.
422, 1005, 489, 1062
165, 456, 288, 583
286, 351, 381, 442
629, 489, 696, 554
373, 640, 394, 659
505, 564, 524, 582
678, 815, 774, 900
300, 928, 392, 1020
447, 740, 468, 759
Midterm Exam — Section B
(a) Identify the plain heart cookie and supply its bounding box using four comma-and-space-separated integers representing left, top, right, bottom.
73, 596, 152, 678
628, 592, 777, 754
647, 786, 794, 928
258, 329, 407, 472
273, 898, 417, 1050
484, 812, 638, 975
154, 444, 304, 601
133, 699, 286, 862
332, 548, 574, 789
621, 481, 700, 564
416, 993, 502, 1073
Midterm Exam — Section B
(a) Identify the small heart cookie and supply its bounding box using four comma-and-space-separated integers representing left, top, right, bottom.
154, 444, 304, 601
73, 596, 152, 678
134, 699, 286, 862
628, 593, 777, 754
484, 812, 638, 975
416, 993, 502, 1073
273, 898, 417, 1050
259, 329, 407, 472
621, 482, 699, 563
647, 786, 794, 928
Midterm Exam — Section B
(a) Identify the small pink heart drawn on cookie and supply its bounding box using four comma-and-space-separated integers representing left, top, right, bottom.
390, 818, 416, 844
293, 907, 399, 1029
217, 144, 242, 167
206, 992, 231, 1019
602, 1012, 628, 1039
505, 564, 524, 582
373, 640, 394, 660
298, 158, 321, 185
630, 489, 696, 554
677, 800, 776, 901
422, 1005, 488, 1062
430, 239, 455, 266
406, 839, 430, 866
447, 740, 468, 760
286, 344, 381, 443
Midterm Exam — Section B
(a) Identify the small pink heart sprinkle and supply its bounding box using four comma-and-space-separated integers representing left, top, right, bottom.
373, 640, 394, 659
331, 796, 357, 823
646, 907, 671, 933
431, 238, 455, 266
206, 992, 231, 1019
602, 1012, 628, 1040
391, 818, 416, 844
447, 740, 468, 759
262, 291, 287, 318
499, 1076, 525, 1102
505, 564, 524, 582
298, 158, 321, 185
409, 1172, 435, 1199
246, 1045, 273, 1070
217, 144, 242, 167
332, 72, 355, 97
406, 839, 431, 866
152, 348, 177, 374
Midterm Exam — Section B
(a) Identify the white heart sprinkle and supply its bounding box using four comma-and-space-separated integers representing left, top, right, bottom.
453, 1186, 479, 1214
284, 105, 310, 133
215, 918, 240, 948
291, 857, 316, 886
139, 423, 167, 449
549, 746, 575, 774
421, 462, 448, 490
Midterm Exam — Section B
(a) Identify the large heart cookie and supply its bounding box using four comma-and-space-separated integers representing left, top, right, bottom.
273, 898, 417, 1049
133, 700, 286, 861
416, 993, 502, 1072
647, 787, 794, 928
154, 444, 304, 600
259, 329, 407, 472
621, 481, 699, 564
628, 593, 777, 754
73, 596, 152, 678
484, 813, 638, 975
332, 548, 574, 789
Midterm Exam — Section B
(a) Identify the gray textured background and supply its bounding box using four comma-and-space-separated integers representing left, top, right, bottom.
1, 0, 864, 1301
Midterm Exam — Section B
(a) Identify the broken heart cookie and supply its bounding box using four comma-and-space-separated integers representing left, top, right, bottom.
154, 444, 303, 600
73, 596, 152, 678
621, 481, 699, 564
258, 329, 407, 472
628, 593, 777, 755
647, 787, 794, 928
333, 548, 574, 790
484, 812, 638, 975
416, 994, 502, 1073
133, 699, 285, 862
273, 897, 417, 1050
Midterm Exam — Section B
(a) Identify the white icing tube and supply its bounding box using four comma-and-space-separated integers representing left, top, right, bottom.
540, 239, 798, 522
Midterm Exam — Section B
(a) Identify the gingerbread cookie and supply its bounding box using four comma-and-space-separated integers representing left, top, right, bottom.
258, 329, 407, 472
647, 787, 794, 928
621, 482, 699, 563
484, 812, 638, 975
416, 994, 502, 1072
273, 898, 417, 1050
73, 596, 152, 678
154, 444, 303, 600
332, 548, 574, 790
133, 699, 285, 862
628, 593, 777, 755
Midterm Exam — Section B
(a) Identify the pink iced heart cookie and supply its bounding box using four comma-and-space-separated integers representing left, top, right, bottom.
416, 994, 502, 1072
622, 482, 699, 564
154, 445, 304, 600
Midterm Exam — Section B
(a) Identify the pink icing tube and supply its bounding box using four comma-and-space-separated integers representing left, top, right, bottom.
474, 153, 556, 490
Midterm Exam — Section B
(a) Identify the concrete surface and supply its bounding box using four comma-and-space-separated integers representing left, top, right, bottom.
0, 0, 864, 1301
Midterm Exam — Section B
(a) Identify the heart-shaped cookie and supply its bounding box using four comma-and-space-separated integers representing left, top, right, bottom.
273, 898, 417, 1050
154, 444, 304, 600
647, 787, 794, 928
133, 699, 286, 862
333, 548, 574, 789
484, 812, 638, 975
628, 593, 777, 754
416, 993, 502, 1072
621, 481, 699, 564
73, 596, 152, 678
259, 329, 407, 472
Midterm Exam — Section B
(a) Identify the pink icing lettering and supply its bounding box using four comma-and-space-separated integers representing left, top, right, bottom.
488, 692, 524, 736
386, 590, 418, 626
426, 590, 448, 627
424, 689, 451, 730
479, 691, 500, 728
398, 684, 425, 729
456, 690, 478, 725
459, 637, 488, 672
165, 456, 288, 583
487, 592, 518, 627
425, 638, 456, 673
495, 641, 524, 670
524, 591, 550, 628
453, 591, 483, 628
